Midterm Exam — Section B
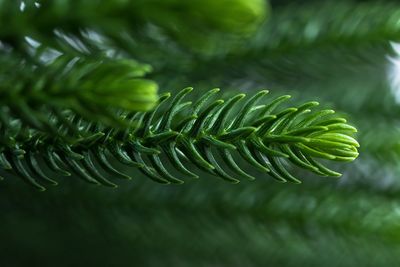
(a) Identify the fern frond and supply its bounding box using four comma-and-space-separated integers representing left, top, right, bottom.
0, 88, 358, 190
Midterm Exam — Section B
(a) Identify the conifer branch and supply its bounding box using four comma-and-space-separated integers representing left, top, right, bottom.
0, 88, 359, 190
212, 1, 400, 57
0, 0, 267, 56
0, 52, 158, 133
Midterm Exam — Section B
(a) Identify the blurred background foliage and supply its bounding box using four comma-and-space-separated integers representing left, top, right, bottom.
2, 0, 400, 266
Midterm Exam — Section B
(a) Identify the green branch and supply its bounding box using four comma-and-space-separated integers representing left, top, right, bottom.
0, 88, 359, 190
212, 1, 400, 58
0, 0, 268, 56
0, 53, 158, 133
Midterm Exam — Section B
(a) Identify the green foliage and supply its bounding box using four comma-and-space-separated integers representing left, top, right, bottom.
0, 52, 158, 131
2, 0, 398, 266
136, 0, 268, 34
0, 88, 358, 190
0, 0, 268, 57
1, 179, 400, 267
247, 0, 400, 54
133, 0, 269, 53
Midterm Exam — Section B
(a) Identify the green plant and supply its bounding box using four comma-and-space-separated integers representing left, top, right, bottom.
0, 85, 358, 190
0, 0, 359, 190
10, 0, 400, 266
